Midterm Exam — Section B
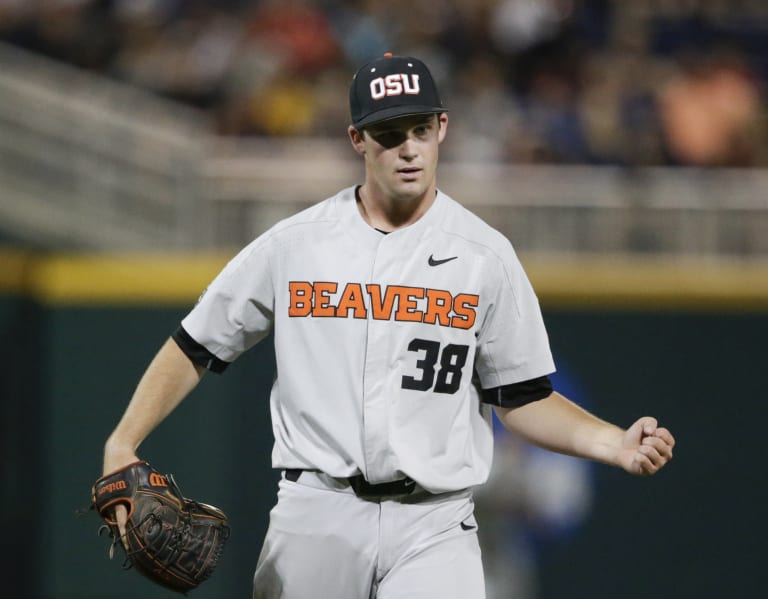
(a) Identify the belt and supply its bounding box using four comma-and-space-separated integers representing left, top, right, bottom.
284, 469, 416, 499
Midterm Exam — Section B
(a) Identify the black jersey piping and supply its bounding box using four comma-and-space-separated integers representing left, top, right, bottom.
481, 375, 553, 408
172, 325, 230, 374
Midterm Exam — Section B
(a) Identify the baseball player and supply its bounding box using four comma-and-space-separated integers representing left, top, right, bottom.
102, 54, 675, 598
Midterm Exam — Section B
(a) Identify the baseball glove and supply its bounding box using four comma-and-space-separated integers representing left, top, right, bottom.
92, 460, 230, 594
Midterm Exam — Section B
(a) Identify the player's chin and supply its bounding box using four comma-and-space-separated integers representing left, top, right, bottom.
391, 176, 428, 199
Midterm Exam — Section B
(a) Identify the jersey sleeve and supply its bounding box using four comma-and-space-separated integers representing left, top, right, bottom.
474, 242, 555, 388
180, 234, 275, 367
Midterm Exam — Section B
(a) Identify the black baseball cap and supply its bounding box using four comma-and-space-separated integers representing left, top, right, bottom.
349, 53, 447, 129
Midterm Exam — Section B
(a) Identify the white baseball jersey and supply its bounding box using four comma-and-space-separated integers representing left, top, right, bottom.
181, 186, 555, 493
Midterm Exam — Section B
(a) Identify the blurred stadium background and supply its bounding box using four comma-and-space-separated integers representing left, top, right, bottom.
0, 1, 765, 598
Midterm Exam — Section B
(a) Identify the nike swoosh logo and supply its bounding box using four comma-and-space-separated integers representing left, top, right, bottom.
428, 255, 458, 267
460, 520, 477, 531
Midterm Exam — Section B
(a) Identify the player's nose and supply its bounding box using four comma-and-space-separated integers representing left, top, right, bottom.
399, 136, 418, 159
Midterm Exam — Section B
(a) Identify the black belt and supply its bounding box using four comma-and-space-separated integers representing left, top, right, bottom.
284, 469, 416, 498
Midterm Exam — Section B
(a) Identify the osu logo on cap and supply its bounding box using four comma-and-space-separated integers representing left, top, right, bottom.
370, 74, 420, 100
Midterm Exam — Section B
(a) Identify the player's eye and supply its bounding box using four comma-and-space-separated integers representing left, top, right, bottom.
370, 129, 408, 149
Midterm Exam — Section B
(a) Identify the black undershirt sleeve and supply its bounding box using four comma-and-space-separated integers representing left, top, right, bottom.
481, 375, 553, 409
171, 325, 230, 374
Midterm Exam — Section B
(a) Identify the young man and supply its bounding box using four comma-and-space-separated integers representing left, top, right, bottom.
102, 54, 675, 598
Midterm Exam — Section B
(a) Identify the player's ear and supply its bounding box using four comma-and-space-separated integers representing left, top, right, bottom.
437, 113, 448, 144
348, 126, 366, 156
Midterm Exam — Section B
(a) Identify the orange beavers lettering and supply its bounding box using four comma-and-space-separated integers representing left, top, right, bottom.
288, 282, 478, 330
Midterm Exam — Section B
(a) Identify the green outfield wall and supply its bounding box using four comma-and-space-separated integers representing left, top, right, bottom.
1, 250, 765, 599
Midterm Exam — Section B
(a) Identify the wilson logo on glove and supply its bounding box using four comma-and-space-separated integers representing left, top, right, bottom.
148, 472, 169, 487
96, 480, 127, 497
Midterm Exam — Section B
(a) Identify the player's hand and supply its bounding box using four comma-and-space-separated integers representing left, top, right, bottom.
617, 417, 675, 475
103, 443, 139, 546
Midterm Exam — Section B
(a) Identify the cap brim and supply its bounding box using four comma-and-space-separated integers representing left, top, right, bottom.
353, 105, 447, 129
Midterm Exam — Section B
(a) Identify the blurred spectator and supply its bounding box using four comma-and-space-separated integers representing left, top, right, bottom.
1, 0, 767, 166
242, 0, 339, 75
489, 0, 570, 55
112, 3, 244, 109
476, 433, 593, 599
441, 54, 525, 162
475, 366, 594, 599
658, 48, 765, 167
577, 13, 668, 165
229, 72, 318, 136
217, 0, 341, 135
7, 0, 117, 70
325, 0, 393, 65
521, 66, 592, 163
